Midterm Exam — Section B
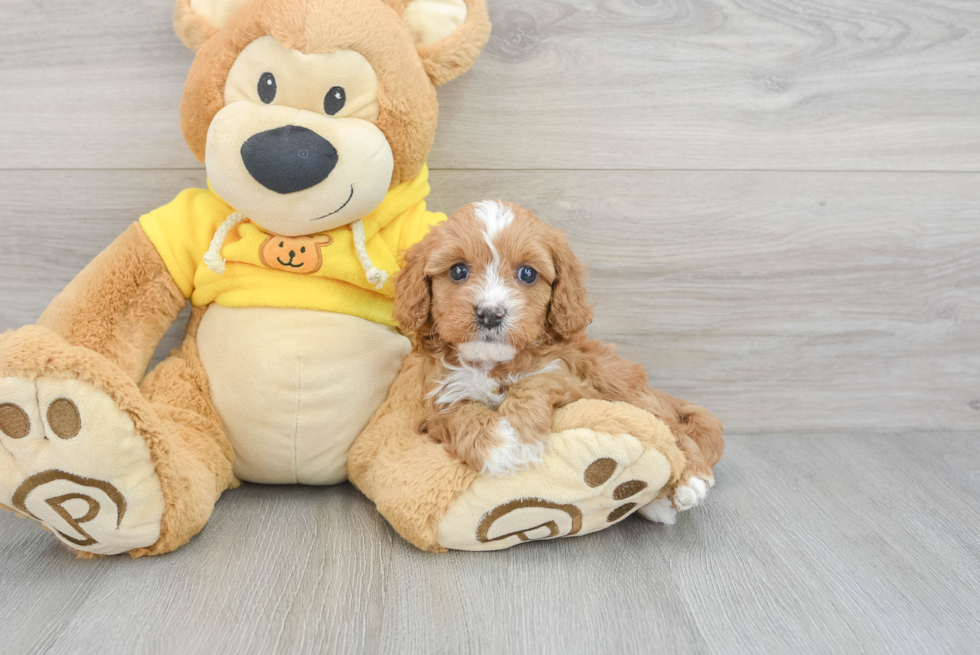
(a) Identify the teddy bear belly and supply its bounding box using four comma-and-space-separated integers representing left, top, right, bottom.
196, 305, 411, 485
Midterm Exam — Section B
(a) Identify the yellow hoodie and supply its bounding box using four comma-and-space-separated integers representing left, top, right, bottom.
139, 166, 444, 327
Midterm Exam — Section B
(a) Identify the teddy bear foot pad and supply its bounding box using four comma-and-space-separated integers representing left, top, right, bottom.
437, 427, 675, 551
0, 376, 164, 555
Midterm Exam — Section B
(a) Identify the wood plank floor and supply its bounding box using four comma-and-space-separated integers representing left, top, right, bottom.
2, 0, 979, 171
1, 0, 978, 653
2, 432, 979, 655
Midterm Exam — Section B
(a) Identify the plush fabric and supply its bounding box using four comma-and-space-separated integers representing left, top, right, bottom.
138, 166, 443, 326
348, 350, 688, 552
0, 326, 236, 559
0, 0, 495, 557
0, 375, 166, 556
37, 223, 187, 384
178, 0, 491, 187
0, 0, 718, 559
197, 306, 411, 484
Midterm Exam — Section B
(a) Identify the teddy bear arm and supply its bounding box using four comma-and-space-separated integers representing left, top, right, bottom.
352, 390, 689, 552
349, 355, 481, 551
37, 222, 186, 383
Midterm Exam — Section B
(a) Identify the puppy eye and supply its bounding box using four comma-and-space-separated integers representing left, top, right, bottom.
258, 73, 277, 104
449, 263, 469, 281
518, 266, 538, 284
324, 86, 346, 115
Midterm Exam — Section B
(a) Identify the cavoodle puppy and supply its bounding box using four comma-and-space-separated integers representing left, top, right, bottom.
394, 200, 725, 512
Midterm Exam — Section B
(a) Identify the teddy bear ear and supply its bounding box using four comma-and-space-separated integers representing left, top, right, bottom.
389, 0, 492, 87
173, 0, 252, 51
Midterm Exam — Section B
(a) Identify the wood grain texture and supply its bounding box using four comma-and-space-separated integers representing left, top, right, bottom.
1, 169, 977, 433
1, 0, 979, 652
1, 0, 979, 171
1, 432, 978, 655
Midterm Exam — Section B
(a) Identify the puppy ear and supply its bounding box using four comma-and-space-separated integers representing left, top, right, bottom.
173, 0, 251, 51
387, 0, 492, 86
548, 231, 593, 339
393, 238, 433, 333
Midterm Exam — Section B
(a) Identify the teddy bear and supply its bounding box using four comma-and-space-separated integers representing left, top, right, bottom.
0, 0, 722, 557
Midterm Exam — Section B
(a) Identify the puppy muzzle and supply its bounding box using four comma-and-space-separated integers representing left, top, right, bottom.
474, 304, 506, 330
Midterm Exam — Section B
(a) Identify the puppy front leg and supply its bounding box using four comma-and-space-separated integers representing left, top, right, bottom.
432, 378, 561, 476
487, 372, 587, 475
429, 403, 537, 475
429, 374, 585, 476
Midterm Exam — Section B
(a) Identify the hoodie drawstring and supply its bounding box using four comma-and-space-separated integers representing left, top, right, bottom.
351, 219, 389, 290
203, 212, 246, 274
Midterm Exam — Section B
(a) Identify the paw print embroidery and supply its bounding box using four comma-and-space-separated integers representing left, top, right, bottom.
438, 421, 677, 551
584, 457, 651, 523
473, 457, 655, 545
0, 377, 166, 555
1, 398, 127, 547
259, 234, 334, 273
12, 469, 128, 548
477, 498, 583, 544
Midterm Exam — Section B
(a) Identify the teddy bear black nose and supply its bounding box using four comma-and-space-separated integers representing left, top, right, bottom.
240, 125, 338, 194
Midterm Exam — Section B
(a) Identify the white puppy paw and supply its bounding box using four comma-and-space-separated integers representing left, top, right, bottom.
672, 476, 712, 511
482, 419, 544, 477
637, 497, 677, 525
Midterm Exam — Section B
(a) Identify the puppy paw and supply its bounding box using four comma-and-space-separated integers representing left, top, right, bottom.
417, 415, 449, 444
671, 475, 712, 512
636, 497, 677, 525
481, 419, 545, 477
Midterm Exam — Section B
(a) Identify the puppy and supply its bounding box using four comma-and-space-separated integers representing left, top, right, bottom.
394, 201, 725, 513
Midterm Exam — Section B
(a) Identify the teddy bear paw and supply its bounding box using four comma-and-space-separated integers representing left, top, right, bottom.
0, 376, 164, 556
437, 426, 677, 550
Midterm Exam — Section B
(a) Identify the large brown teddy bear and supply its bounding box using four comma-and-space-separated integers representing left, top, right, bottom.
0, 0, 721, 557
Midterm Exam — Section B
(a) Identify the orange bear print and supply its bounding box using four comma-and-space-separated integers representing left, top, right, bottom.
259, 234, 334, 274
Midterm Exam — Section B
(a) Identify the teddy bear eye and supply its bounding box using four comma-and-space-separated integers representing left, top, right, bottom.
258, 73, 277, 104
324, 86, 346, 115
301, 247, 306, 253
449, 263, 469, 281
518, 266, 538, 284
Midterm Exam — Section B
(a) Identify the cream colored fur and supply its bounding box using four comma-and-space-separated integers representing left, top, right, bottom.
190, 0, 250, 30
0, 377, 165, 555
197, 306, 410, 485
405, 0, 468, 46
0, 0, 490, 558
439, 425, 675, 550
0, 0, 718, 558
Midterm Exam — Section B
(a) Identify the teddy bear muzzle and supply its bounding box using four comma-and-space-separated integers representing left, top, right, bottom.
240, 125, 339, 194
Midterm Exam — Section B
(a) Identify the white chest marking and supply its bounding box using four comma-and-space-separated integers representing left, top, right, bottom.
430, 359, 562, 410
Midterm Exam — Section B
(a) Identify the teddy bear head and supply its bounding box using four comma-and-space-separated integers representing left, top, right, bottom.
174, 0, 490, 237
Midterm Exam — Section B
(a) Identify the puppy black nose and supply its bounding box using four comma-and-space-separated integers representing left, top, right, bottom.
241, 125, 338, 194
475, 306, 506, 329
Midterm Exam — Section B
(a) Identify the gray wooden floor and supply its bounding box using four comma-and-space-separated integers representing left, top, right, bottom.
1, 1, 979, 653
2, 432, 978, 654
